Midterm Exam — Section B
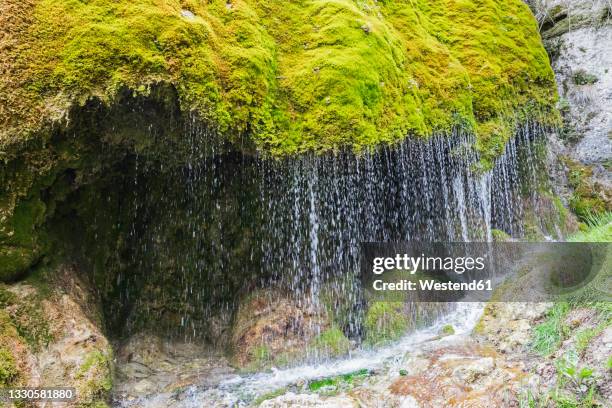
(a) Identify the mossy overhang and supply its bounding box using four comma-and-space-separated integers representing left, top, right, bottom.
1, 0, 557, 159
0, 0, 559, 282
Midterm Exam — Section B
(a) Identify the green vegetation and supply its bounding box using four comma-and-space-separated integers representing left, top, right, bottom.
308, 369, 370, 393
0, 198, 47, 282
253, 387, 288, 405
574, 323, 606, 353
1, 0, 557, 157
491, 229, 511, 242
572, 70, 598, 86
364, 302, 409, 345
550, 352, 598, 408
440, 324, 455, 336
0, 285, 52, 350
0, 0, 559, 282
567, 212, 612, 242
310, 327, 351, 357
563, 158, 611, 223
252, 345, 271, 364
525, 215, 611, 407
238, 344, 274, 372
531, 302, 570, 356
75, 350, 114, 407
0, 346, 19, 387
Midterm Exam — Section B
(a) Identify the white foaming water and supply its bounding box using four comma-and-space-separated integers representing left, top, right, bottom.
118, 303, 484, 407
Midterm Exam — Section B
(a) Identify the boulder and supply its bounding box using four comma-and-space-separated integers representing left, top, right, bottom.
229, 289, 331, 369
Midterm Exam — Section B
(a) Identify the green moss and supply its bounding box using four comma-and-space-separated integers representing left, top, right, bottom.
491, 229, 511, 242
0, 0, 559, 281
364, 301, 409, 345
0, 347, 19, 387
310, 327, 351, 357
239, 344, 277, 372
253, 387, 288, 405
2, 0, 557, 157
0, 247, 37, 282
75, 350, 113, 407
552, 195, 570, 230
440, 324, 455, 336
308, 368, 369, 393
0, 310, 25, 389
252, 345, 271, 364
0, 197, 48, 282
572, 70, 598, 86
563, 158, 611, 222
0, 285, 52, 350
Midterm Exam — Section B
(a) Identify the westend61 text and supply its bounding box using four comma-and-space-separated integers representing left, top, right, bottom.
372, 279, 493, 292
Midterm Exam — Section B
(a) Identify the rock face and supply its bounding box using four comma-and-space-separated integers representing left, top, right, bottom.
536, 0, 612, 165
529, 0, 612, 215
229, 289, 333, 370
0, 265, 113, 407
113, 332, 235, 402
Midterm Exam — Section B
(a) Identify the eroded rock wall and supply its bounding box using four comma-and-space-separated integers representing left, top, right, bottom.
529, 0, 612, 219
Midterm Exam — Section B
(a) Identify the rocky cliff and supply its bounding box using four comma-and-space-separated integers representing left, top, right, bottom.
528, 0, 612, 220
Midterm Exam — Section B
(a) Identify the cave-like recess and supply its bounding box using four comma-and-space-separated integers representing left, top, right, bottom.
24, 84, 551, 346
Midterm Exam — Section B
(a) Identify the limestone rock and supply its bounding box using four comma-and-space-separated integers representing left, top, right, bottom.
113, 332, 234, 400
451, 357, 495, 383
0, 265, 113, 407
389, 342, 525, 407
229, 289, 329, 369
259, 392, 357, 407
474, 302, 550, 353
529, 0, 612, 188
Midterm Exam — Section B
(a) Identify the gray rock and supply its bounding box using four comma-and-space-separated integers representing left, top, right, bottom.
529, 0, 612, 187
451, 357, 495, 383
180, 9, 196, 20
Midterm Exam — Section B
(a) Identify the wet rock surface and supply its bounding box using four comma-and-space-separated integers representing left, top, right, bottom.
229, 289, 330, 370
110, 301, 612, 407
112, 333, 235, 403
0, 265, 113, 407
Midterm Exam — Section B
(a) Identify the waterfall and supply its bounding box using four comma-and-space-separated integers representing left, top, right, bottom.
104, 122, 548, 342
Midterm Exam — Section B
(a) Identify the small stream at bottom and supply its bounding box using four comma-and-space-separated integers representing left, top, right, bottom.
114, 303, 484, 407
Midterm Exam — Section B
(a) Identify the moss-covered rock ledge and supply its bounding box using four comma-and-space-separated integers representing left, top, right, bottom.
1, 0, 558, 282
2, 0, 556, 155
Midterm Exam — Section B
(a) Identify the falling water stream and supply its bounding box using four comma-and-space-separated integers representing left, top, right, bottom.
106, 122, 549, 406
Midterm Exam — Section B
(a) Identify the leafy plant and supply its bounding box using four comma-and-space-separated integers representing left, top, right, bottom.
555, 352, 595, 397
572, 70, 598, 86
